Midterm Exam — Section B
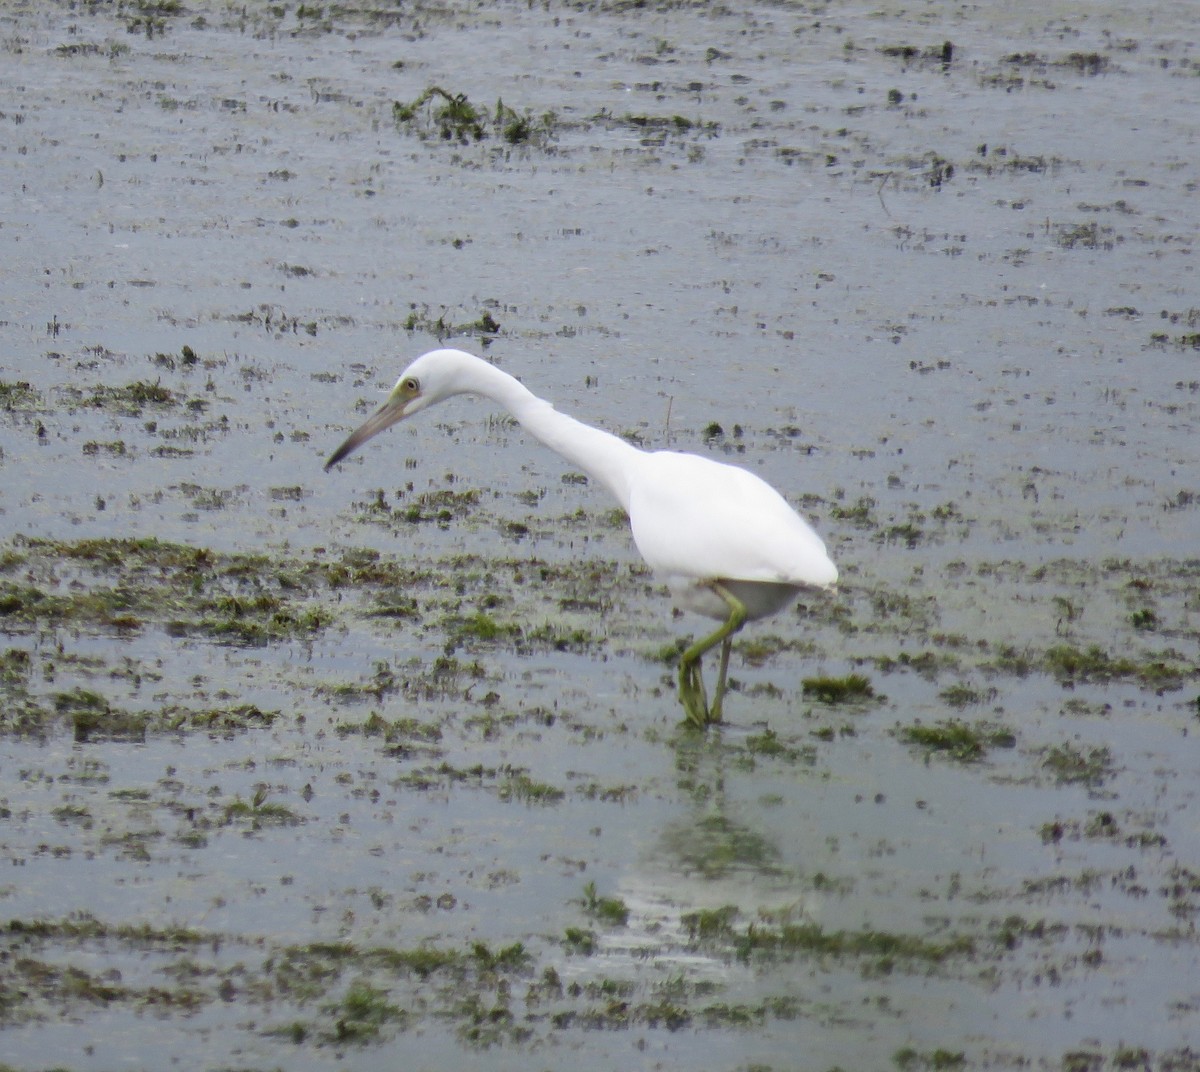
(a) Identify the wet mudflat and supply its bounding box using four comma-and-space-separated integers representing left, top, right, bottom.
1, 1, 1198, 1070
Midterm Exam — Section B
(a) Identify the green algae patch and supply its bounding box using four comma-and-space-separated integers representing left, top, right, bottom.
1041, 744, 1117, 788
735, 920, 974, 967
1041, 643, 1189, 690
498, 772, 566, 806
0, 380, 43, 410
660, 813, 783, 880
323, 981, 408, 1043
802, 673, 877, 704
678, 906, 973, 971
742, 727, 817, 765
63, 379, 181, 415
1, 690, 281, 740
0, 536, 335, 646
581, 881, 630, 927
392, 85, 557, 149
222, 788, 303, 829
898, 718, 1017, 763
55, 687, 148, 742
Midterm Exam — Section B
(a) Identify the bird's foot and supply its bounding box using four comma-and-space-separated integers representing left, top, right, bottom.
707, 694, 724, 725
678, 658, 713, 728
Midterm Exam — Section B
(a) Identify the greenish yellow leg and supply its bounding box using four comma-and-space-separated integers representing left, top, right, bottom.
711, 636, 734, 724
677, 583, 747, 727
678, 655, 707, 727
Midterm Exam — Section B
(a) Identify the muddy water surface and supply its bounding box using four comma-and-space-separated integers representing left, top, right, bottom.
1, 2, 1198, 1070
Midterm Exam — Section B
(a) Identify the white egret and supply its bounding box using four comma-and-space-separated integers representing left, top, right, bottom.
325, 348, 837, 727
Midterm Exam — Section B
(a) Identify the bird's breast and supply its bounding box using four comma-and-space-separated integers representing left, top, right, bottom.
667, 576, 803, 622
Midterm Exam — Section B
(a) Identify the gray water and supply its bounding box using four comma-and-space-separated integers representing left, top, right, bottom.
1, 2, 1198, 1070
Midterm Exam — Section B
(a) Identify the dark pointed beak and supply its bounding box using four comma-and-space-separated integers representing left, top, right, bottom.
324, 395, 406, 471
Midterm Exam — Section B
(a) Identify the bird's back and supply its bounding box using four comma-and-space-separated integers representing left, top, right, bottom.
627, 450, 837, 590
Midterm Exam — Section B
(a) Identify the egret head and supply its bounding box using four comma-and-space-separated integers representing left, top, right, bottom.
324, 349, 474, 470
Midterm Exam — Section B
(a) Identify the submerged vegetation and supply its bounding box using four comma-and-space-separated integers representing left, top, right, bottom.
0, 313, 1185, 1072
0, 532, 1195, 748
0, 380, 42, 409
4, 1, 1199, 1068
802, 673, 877, 704
897, 718, 1016, 762
392, 85, 558, 147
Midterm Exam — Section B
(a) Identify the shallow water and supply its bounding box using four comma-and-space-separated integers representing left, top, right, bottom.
1, 1, 1198, 1070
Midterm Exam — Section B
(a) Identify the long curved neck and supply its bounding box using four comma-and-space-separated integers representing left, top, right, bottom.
463, 360, 642, 513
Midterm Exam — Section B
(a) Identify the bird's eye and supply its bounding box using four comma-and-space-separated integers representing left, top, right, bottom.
403, 377, 420, 394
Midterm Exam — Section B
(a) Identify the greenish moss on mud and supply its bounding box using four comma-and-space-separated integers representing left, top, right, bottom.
0, 536, 333, 649
0, 380, 42, 409
1041, 743, 1116, 787
894, 1046, 967, 1071
0, 673, 282, 739
742, 726, 816, 765
1042, 643, 1187, 689
401, 305, 502, 340
67, 379, 181, 415
937, 682, 997, 708
898, 718, 1016, 762
335, 709, 442, 746
680, 905, 973, 969
499, 772, 566, 805
802, 673, 877, 704
223, 786, 303, 828
0, 526, 1193, 1061
581, 881, 630, 927
659, 813, 782, 879
324, 981, 408, 1043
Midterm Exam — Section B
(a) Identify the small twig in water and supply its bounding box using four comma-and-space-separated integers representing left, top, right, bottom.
877, 171, 894, 217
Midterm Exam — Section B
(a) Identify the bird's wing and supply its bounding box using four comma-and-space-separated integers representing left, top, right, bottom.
627, 451, 836, 588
